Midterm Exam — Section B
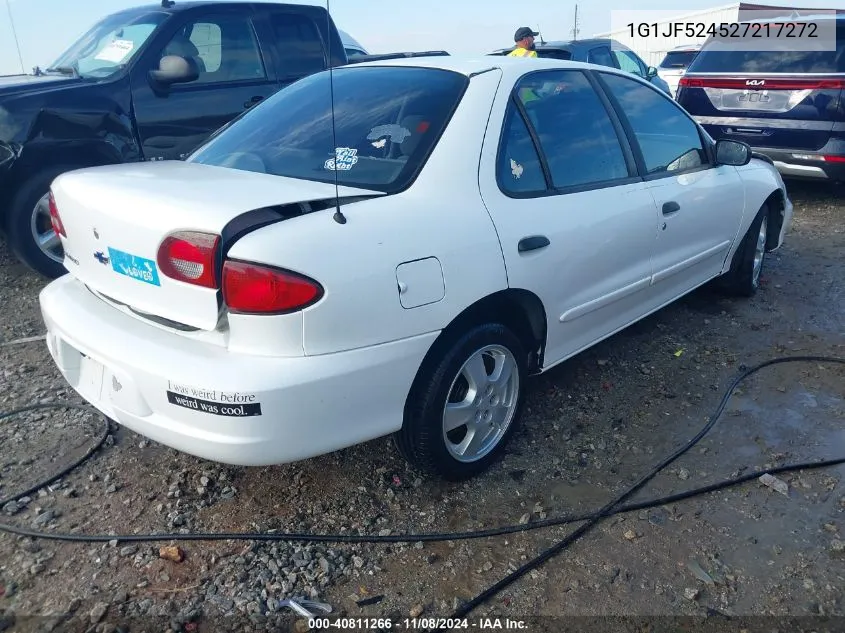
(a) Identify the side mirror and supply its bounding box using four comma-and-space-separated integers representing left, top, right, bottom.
715, 139, 752, 166
647, 66, 658, 78
149, 55, 199, 86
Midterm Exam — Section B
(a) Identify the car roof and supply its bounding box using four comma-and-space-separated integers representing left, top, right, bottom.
341, 54, 634, 81
114, 1, 325, 15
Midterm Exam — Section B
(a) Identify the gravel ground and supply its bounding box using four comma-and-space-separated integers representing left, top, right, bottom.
0, 179, 843, 633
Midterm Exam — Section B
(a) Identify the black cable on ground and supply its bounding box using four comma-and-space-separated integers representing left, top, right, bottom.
0, 356, 843, 625
445, 355, 845, 625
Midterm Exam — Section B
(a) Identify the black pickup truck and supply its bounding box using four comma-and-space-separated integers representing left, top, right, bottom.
0, 1, 446, 278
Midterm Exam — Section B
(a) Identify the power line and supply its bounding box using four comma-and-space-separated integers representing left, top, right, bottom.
5, 0, 26, 74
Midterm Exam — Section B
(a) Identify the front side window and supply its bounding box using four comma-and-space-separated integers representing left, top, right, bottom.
614, 49, 645, 77
510, 70, 630, 190
600, 72, 707, 174
48, 10, 168, 78
188, 66, 468, 193
159, 15, 266, 84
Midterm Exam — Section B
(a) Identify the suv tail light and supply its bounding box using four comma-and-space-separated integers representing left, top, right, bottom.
222, 260, 323, 314
157, 231, 220, 288
679, 77, 845, 90
48, 191, 66, 238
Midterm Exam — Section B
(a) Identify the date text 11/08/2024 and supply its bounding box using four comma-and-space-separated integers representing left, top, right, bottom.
627, 21, 820, 39
308, 618, 528, 630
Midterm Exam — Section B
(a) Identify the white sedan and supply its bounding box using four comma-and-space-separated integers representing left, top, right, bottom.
39, 56, 793, 480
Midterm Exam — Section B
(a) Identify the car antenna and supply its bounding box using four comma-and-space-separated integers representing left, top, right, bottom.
326, 0, 347, 225
537, 25, 546, 46
161, 0, 175, 7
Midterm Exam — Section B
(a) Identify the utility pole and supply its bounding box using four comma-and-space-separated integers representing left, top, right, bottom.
5, 0, 25, 74
571, 4, 580, 41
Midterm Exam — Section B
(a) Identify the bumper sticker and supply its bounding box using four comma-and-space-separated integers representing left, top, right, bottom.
108, 247, 160, 286
166, 382, 262, 417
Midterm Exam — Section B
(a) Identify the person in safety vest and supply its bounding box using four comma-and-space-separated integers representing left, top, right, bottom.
508, 27, 539, 58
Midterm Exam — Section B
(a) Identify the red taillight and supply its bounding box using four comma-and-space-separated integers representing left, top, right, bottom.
823, 155, 845, 163
48, 191, 66, 238
222, 260, 322, 314
679, 76, 845, 90
157, 231, 220, 288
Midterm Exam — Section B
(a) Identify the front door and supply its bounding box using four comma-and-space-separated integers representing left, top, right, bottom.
130, 8, 279, 161
596, 71, 745, 301
479, 69, 659, 368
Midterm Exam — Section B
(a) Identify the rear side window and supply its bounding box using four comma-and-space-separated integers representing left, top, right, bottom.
600, 72, 706, 175
537, 49, 573, 61
688, 23, 845, 73
188, 67, 468, 193
497, 104, 547, 194
660, 50, 698, 68
269, 13, 326, 77
508, 70, 630, 190
588, 46, 617, 68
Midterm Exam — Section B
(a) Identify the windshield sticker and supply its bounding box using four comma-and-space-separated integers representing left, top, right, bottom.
367, 124, 412, 144
166, 382, 262, 417
371, 139, 387, 149
510, 159, 524, 179
107, 247, 161, 286
94, 39, 135, 64
325, 147, 359, 171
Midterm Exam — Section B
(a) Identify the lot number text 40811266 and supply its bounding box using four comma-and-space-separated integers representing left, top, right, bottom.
308, 617, 528, 630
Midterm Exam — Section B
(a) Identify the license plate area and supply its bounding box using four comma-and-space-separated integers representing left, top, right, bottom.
77, 352, 105, 401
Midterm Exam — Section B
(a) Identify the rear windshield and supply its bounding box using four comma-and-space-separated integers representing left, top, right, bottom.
688, 23, 845, 73
660, 50, 698, 68
187, 66, 468, 193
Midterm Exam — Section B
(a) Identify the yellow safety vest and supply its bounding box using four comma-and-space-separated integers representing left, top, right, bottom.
508, 47, 537, 58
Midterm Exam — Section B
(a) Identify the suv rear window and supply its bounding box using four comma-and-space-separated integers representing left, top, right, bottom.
187, 66, 468, 193
659, 50, 698, 68
688, 22, 845, 73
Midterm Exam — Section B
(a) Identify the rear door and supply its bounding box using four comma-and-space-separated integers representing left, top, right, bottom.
130, 6, 280, 161
597, 71, 745, 298
677, 25, 845, 151
478, 68, 659, 367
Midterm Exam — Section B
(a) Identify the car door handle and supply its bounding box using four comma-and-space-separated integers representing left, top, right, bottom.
662, 201, 681, 215
518, 235, 550, 253
244, 95, 264, 109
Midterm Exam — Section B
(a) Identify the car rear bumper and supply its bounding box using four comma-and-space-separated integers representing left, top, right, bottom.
39, 275, 437, 466
753, 150, 845, 181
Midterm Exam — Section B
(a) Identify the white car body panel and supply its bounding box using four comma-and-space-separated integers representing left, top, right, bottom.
50, 162, 381, 332
39, 56, 793, 467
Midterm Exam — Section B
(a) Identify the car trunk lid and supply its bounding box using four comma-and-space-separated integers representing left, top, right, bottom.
50, 161, 381, 331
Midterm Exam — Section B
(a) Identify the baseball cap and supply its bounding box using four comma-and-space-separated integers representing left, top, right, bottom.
514, 27, 539, 41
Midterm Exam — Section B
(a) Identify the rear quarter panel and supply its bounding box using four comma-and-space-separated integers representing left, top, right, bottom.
226, 68, 510, 356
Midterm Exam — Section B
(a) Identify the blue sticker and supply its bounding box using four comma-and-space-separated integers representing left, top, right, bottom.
108, 247, 161, 286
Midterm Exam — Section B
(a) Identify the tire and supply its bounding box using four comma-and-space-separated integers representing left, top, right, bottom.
396, 323, 528, 481
719, 203, 770, 298
4, 166, 74, 279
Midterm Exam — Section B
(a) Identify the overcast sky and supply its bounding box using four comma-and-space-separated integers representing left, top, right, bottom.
1, 0, 842, 76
